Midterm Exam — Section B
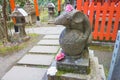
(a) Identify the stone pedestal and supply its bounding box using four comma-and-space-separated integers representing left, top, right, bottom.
36, 21, 41, 27
48, 19, 55, 24
57, 50, 89, 74
13, 32, 30, 42
13, 32, 21, 42
48, 50, 106, 80
48, 15, 55, 24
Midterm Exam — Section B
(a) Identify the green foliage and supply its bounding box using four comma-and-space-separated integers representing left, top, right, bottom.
56, 71, 66, 76
28, 33, 39, 37
0, 33, 39, 55
15, 0, 26, 7
0, 0, 2, 5
40, 9, 48, 22
0, 45, 21, 55
38, 0, 57, 6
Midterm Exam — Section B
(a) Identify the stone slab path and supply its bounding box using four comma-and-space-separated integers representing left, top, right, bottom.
1, 66, 47, 80
1, 26, 61, 80
17, 54, 54, 66
26, 26, 65, 35
37, 40, 59, 46
29, 46, 59, 54
43, 35, 59, 39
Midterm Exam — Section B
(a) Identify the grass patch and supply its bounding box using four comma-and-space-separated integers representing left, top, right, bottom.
56, 70, 66, 76
89, 45, 113, 52
0, 33, 39, 56
40, 9, 49, 22
28, 33, 39, 37
104, 68, 109, 78
0, 45, 22, 55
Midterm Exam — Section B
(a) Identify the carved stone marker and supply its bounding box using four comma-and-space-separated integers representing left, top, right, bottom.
108, 30, 120, 80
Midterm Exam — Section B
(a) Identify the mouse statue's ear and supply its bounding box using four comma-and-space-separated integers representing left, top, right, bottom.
72, 11, 84, 23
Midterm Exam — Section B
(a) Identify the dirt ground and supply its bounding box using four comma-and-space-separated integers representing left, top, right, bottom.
94, 50, 113, 76
0, 35, 44, 79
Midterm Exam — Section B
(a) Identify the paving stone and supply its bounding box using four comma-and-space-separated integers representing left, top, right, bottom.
43, 35, 59, 39
38, 40, 59, 46
17, 54, 54, 66
29, 46, 60, 54
1, 66, 47, 80
26, 26, 65, 34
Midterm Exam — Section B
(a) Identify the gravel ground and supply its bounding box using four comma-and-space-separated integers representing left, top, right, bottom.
94, 50, 113, 69
0, 35, 44, 79
94, 50, 113, 76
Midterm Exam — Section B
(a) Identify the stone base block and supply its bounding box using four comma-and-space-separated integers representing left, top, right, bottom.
36, 21, 41, 27
48, 73, 90, 80
48, 20, 55, 24
57, 50, 90, 74
48, 51, 106, 80
22, 36, 30, 42
57, 58, 90, 74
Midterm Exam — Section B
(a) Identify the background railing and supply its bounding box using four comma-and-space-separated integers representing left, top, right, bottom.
77, 1, 120, 42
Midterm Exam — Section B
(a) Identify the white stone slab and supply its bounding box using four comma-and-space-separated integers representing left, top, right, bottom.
2, 66, 47, 80
29, 46, 59, 54
38, 40, 59, 46
43, 35, 59, 39
17, 54, 54, 66
26, 26, 65, 35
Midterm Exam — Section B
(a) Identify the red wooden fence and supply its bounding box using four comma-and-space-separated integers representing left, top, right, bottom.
84, 0, 119, 5
77, 1, 120, 41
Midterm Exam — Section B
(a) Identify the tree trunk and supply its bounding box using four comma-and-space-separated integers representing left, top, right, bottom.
2, 0, 9, 42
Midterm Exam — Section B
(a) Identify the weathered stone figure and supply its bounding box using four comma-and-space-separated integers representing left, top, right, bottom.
47, 2, 55, 23
55, 10, 92, 74
55, 10, 91, 58
48, 10, 106, 80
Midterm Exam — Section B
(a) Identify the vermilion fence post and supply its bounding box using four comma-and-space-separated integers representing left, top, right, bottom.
112, 2, 120, 41
9, 0, 16, 23
99, 2, 108, 40
105, 3, 115, 41
34, 0, 40, 21
9, 0, 18, 32
9, 0, 15, 12
83, 2, 89, 14
93, 3, 101, 40
88, 2, 94, 26
58, 0, 61, 15
77, 0, 82, 11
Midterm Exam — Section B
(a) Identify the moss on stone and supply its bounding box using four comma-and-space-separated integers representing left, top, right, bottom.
89, 45, 113, 52
56, 70, 66, 76
86, 67, 91, 74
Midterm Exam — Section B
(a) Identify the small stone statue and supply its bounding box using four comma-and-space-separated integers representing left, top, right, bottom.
55, 10, 92, 59
48, 10, 106, 79
47, 2, 55, 23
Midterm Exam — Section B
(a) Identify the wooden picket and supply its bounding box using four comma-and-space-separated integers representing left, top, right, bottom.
105, 3, 115, 41
92, 3, 101, 40
77, 1, 120, 41
112, 3, 120, 41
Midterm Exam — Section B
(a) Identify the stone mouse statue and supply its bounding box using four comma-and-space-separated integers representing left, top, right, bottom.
55, 10, 92, 59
